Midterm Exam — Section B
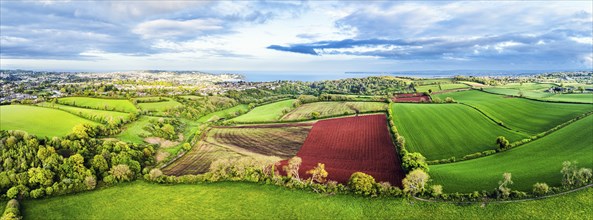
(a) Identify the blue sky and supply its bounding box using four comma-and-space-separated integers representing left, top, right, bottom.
0, 1, 591, 72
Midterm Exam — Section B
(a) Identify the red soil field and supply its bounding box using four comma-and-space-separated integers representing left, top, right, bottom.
279, 114, 404, 186
392, 93, 431, 102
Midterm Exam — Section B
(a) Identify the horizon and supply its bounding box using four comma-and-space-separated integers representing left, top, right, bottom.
1, 1, 592, 72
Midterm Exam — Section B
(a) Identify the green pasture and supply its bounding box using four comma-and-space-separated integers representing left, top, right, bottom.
416, 83, 469, 93
21, 181, 593, 219
197, 104, 250, 123
136, 98, 183, 114
38, 102, 130, 123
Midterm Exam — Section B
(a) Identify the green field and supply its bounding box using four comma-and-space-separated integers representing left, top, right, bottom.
0, 105, 99, 137
481, 82, 593, 103
431, 115, 593, 192
38, 102, 130, 123
197, 104, 250, 122
416, 83, 469, 93
115, 116, 159, 144
58, 97, 138, 113
434, 90, 593, 134
136, 98, 183, 114
391, 103, 526, 160
230, 99, 295, 123
281, 102, 387, 121
22, 181, 593, 219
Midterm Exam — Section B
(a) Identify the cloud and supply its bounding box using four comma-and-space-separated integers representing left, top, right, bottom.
133, 19, 224, 39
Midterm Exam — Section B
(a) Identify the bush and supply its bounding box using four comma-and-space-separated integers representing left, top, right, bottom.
430, 185, 443, 198
532, 182, 549, 195
30, 188, 45, 199
348, 172, 377, 196
402, 169, 429, 196
109, 164, 133, 183
84, 175, 97, 190
401, 152, 429, 172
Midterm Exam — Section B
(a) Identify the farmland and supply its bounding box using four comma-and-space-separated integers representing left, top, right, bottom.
0, 105, 99, 137
484, 87, 593, 103
58, 97, 138, 113
287, 114, 403, 185
230, 99, 295, 123
416, 83, 469, 93
163, 123, 312, 175
391, 103, 527, 160
38, 102, 130, 124
22, 181, 593, 219
433, 90, 593, 134
430, 114, 593, 192
393, 93, 431, 102
114, 116, 159, 144
281, 101, 387, 121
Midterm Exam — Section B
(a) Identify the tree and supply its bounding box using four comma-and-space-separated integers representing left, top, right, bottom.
402, 169, 429, 196
497, 172, 513, 199
109, 164, 133, 183
444, 97, 455, 103
306, 163, 328, 183
576, 167, 592, 186
348, 172, 376, 196
71, 124, 89, 139
84, 175, 97, 190
310, 111, 321, 119
91, 155, 109, 175
532, 182, 549, 195
401, 152, 428, 172
496, 136, 510, 150
161, 124, 176, 139
284, 156, 302, 180
148, 168, 163, 181
561, 161, 578, 187
27, 167, 54, 187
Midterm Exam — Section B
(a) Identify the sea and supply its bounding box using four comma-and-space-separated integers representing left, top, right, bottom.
207, 70, 560, 82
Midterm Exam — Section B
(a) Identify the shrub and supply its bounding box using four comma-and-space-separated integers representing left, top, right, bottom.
496, 136, 510, 150
30, 188, 45, 199
401, 152, 429, 172
532, 182, 549, 195
430, 185, 443, 198
497, 172, 513, 199
1, 199, 21, 220
148, 168, 164, 182
306, 163, 328, 183
348, 172, 377, 196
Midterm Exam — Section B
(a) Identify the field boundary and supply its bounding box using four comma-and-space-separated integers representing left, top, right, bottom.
229, 111, 387, 125
414, 184, 593, 204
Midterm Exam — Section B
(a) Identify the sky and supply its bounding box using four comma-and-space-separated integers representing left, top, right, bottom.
0, 1, 592, 73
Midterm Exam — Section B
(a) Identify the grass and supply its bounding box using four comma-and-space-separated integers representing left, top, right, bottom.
197, 104, 250, 123
58, 97, 138, 113
114, 116, 160, 144
391, 103, 526, 160
0, 105, 99, 137
22, 181, 593, 219
431, 114, 593, 192
281, 102, 387, 121
416, 83, 469, 93
136, 98, 183, 114
434, 90, 593, 134
230, 99, 295, 123
38, 102, 130, 123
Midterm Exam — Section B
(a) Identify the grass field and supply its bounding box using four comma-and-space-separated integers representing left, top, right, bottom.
434, 90, 592, 134
38, 102, 130, 123
115, 116, 159, 144
230, 99, 295, 123
163, 124, 311, 175
431, 115, 593, 192
22, 181, 593, 219
58, 97, 138, 113
416, 83, 469, 93
136, 98, 183, 114
281, 102, 387, 121
391, 103, 527, 160
197, 104, 250, 123
0, 105, 99, 137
